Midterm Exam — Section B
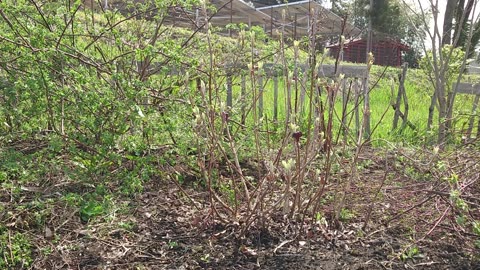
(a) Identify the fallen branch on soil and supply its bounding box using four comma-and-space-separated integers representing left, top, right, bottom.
421, 205, 451, 240
363, 169, 389, 230
420, 189, 480, 202
383, 195, 436, 226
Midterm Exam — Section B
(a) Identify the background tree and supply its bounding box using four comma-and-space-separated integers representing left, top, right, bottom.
338, 0, 426, 67
413, 0, 479, 145
443, 0, 458, 45
442, 0, 480, 57
331, 0, 349, 17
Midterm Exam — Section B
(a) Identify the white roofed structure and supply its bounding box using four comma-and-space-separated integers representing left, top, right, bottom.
256, 0, 361, 39
104, 0, 361, 40
164, 0, 360, 39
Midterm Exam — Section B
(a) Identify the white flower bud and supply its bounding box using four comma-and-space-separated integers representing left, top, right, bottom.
281, 158, 295, 172
257, 61, 264, 70
289, 123, 299, 132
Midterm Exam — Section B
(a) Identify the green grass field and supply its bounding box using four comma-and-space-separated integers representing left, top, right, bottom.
222, 65, 479, 145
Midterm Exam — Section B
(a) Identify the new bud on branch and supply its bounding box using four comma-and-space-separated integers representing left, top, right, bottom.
292, 131, 302, 143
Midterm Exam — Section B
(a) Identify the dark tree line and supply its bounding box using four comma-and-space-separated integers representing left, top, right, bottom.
443, 0, 480, 57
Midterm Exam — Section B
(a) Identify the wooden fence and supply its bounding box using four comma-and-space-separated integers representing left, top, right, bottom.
223, 63, 480, 143
179, 63, 480, 143
222, 64, 368, 140
454, 82, 480, 141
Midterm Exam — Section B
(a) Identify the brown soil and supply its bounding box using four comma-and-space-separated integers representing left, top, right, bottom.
1, 145, 479, 270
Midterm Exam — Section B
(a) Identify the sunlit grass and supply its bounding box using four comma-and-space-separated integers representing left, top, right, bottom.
220, 65, 479, 145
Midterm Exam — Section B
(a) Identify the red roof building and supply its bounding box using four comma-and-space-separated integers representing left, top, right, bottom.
327, 38, 409, 67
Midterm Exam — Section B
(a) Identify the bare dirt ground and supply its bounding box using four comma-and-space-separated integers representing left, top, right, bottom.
1, 144, 479, 269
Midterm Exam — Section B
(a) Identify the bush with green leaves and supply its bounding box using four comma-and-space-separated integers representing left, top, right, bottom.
0, 229, 33, 269
0, 1, 216, 200
419, 45, 466, 93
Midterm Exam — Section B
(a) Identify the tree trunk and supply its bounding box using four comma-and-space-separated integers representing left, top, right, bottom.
443, 0, 459, 45
427, 87, 437, 132
455, 0, 466, 32
445, 90, 455, 140
437, 83, 448, 146
446, 0, 475, 140
453, 0, 474, 48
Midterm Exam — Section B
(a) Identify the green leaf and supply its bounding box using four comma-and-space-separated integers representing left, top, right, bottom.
135, 105, 145, 118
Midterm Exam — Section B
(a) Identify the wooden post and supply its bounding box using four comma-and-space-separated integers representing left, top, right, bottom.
229, 0, 233, 37
477, 116, 480, 140
294, 63, 299, 124
241, 74, 246, 125
286, 71, 292, 123
393, 63, 408, 130
341, 78, 349, 142
362, 75, 370, 139
466, 95, 479, 140
299, 80, 306, 122
354, 79, 360, 139
392, 79, 403, 129
258, 74, 264, 119
294, 13, 297, 40
270, 7, 274, 37
226, 74, 233, 109
314, 84, 322, 142
273, 75, 279, 122
399, 66, 410, 131
453, 82, 480, 142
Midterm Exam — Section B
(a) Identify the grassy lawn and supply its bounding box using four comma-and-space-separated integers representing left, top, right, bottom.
222, 64, 479, 146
